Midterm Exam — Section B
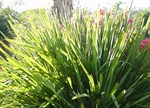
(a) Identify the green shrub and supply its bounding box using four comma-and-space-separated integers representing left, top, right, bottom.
0, 7, 150, 108
0, 7, 18, 40
18, 8, 46, 28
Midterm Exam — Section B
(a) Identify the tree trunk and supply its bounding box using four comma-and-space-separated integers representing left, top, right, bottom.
52, 0, 73, 18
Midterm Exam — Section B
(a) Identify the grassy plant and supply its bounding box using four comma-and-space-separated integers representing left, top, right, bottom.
0, 7, 150, 108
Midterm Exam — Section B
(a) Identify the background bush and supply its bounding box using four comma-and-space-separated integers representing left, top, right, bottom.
0, 7, 150, 108
0, 7, 18, 40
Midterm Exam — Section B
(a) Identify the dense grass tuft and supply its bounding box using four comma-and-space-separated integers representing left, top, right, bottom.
0, 7, 150, 108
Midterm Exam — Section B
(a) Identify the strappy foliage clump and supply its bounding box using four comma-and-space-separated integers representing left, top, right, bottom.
0, 7, 150, 108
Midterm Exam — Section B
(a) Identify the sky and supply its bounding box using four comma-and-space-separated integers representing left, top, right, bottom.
2, 0, 150, 12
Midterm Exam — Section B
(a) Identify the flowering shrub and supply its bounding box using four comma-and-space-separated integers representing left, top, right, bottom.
0, 7, 150, 108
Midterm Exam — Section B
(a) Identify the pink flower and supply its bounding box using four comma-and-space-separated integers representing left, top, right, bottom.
140, 43, 145, 49
100, 9, 104, 15
142, 38, 150, 43
140, 38, 150, 49
128, 18, 133, 24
